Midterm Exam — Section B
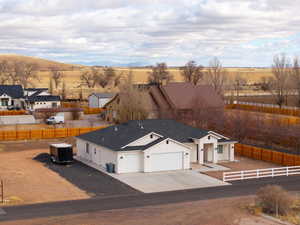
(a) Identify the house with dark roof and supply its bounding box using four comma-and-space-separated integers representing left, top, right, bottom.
0, 85, 25, 110
88, 93, 116, 108
76, 119, 236, 173
24, 87, 61, 110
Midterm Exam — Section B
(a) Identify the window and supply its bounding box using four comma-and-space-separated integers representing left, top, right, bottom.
166, 140, 169, 144
86, 143, 89, 154
208, 136, 210, 140
94, 149, 96, 154
217, 145, 223, 154
150, 134, 153, 139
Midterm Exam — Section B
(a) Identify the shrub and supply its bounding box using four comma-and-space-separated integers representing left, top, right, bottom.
256, 185, 293, 216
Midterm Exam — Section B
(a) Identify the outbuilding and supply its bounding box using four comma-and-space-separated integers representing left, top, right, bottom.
88, 93, 115, 108
76, 119, 236, 174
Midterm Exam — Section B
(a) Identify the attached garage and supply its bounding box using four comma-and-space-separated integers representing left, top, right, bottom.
118, 152, 143, 173
150, 152, 183, 172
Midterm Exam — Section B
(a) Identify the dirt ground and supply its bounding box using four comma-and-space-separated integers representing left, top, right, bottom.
0, 138, 76, 153
204, 156, 279, 180
0, 197, 283, 225
0, 149, 89, 205
0, 115, 109, 131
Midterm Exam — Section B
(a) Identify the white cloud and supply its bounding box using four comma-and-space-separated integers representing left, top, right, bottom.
0, 0, 299, 66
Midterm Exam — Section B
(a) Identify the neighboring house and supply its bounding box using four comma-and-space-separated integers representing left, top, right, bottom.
88, 93, 115, 108
104, 82, 224, 122
27, 95, 61, 110
149, 82, 224, 118
24, 88, 50, 97
24, 87, 61, 110
0, 85, 25, 110
76, 119, 236, 174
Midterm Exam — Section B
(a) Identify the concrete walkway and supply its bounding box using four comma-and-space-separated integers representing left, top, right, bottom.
75, 156, 229, 193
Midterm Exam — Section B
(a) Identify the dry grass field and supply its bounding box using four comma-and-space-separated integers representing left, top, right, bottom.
0, 54, 273, 98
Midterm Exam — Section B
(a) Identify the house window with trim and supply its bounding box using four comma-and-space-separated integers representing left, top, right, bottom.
86, 143, 89, 154
217, 145, 223, 154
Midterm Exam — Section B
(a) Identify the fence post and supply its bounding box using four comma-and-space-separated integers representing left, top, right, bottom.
272, 168, 274, 177
256, 169, 259, 178
287, 167, 289, 176
241, 171, 244, 180
1, 180, 3, 203
223, 172, 225, 182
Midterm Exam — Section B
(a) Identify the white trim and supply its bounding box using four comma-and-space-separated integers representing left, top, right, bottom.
121, 132, 164, 149
145, 137, 192, 152
208, 131, 229, 140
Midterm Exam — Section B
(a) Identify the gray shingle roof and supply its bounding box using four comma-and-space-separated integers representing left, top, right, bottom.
90, 93, 115, 98
0, 85, 24, 98
76, 119, 209, 151
28, 95, 60, 102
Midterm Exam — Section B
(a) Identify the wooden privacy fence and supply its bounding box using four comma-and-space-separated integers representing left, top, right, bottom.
61, 102, 104, 115
0, 110, 26, 116
235, 143, 300, 166
0, 126, 107, 141
226, 104, 300, 117
223, 166, 300, 182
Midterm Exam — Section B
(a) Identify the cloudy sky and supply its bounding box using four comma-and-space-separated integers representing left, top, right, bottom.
0, 0, 299, 67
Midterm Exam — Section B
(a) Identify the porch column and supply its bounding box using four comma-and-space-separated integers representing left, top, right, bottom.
229, 144, 235, 161
212, 143, 218, 163
198, 142, 204, 164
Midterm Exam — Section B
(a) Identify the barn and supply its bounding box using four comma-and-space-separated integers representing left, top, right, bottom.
75, 119, 236, 174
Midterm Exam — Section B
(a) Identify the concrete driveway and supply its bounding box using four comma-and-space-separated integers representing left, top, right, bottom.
112, 170, 229, 193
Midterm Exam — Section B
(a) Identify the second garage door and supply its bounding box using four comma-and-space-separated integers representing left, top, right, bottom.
150, 152, 183, 172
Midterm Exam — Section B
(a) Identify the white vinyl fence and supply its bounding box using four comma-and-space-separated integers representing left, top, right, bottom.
223, 166, 300, 182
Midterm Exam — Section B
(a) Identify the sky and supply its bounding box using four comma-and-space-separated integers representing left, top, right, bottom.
0, 0, 299, 67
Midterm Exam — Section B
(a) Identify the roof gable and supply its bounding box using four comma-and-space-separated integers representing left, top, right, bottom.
76, 119, 209, 151
0, 85, 24, 99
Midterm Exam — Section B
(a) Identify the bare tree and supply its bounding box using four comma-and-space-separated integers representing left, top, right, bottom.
180, 61, 204, 85
0, 60, 10, 84
49, 78, 54, 95
291, 57, 300, 106
115, 72, 150, 123
61, 81, 67, 100
50, 67, 63, 89
206, 57, 227, 96
148, 63, 173, 85
96, 67, 116, 88
79, 70, 97, 88
269, 54, 291, 108
232, 73, 246, 103
10, 62, 39, 88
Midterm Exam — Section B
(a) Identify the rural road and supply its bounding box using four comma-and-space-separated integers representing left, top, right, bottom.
1, 175, 300, 222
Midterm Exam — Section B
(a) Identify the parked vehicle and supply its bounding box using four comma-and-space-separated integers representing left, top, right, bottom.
49, 143, 73, 164
7, 105, 21, 110
46, 115, 64, 124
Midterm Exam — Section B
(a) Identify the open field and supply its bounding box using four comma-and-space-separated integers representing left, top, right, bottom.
0, 54, 273, 98
0, 196, 283, 225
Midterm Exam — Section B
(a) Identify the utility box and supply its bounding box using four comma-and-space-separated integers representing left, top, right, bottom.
49, 143, 73, 164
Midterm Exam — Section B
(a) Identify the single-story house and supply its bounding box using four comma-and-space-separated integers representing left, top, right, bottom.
88, 93, 115, 108
24, 88, 49, 97
27, 95, 61, 110
0, 85, 25, 110
76, 119, 236, 174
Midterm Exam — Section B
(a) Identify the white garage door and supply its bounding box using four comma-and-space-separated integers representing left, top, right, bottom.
119, 153, 142, 173
151, 152, 183, 172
